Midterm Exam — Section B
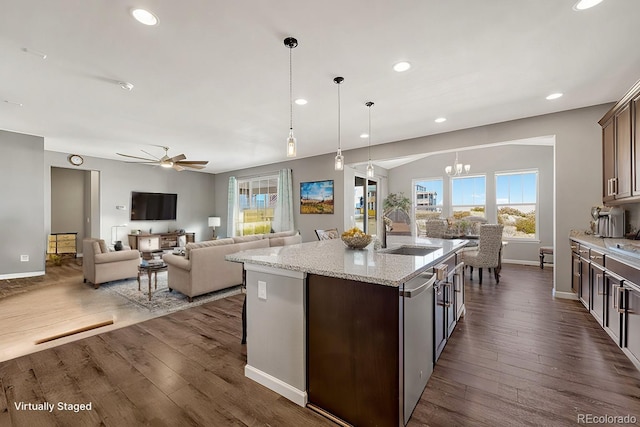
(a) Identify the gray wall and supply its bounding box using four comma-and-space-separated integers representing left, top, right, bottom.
214, 153, 346, 243
0, 130, 45, 278
51, 167, 87, 245
388, 144, 554, 264
44, 151, 217, 253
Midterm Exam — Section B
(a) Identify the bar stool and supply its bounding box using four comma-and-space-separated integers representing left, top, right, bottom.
539, 246, 553, 269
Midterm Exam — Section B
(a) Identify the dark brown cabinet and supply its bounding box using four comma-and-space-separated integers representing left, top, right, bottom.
600, 79, 640, 204
615, 104, 632, 199
603, 119, 616, 202
633, 94, 640, 196
573, 241, 640, 368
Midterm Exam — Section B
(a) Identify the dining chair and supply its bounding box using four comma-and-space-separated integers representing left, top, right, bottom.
461, 224, 504, 284
315, 228, 340, 240
423, 219, 447, 238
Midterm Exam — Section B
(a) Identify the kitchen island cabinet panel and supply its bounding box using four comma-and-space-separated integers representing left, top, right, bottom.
307, 274, 399, 427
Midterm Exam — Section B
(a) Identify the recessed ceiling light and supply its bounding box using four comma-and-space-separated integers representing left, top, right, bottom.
119, 81, 134, 91
294, 98, 307, 105
131, 8, 159, 26
360, 133, 369, 139
435, 117, 447, 123
573, 0, 604, 11
546, 92, 563, 100
393, 61, 411, 72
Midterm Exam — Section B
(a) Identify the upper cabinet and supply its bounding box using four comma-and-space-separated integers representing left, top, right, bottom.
634, 93, 640, 196
600, 79, 640, 204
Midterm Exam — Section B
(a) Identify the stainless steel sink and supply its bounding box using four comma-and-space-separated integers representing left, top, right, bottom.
384, 246, 439, 256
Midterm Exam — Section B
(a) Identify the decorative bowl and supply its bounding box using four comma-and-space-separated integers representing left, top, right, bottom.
341, 233, 373, 249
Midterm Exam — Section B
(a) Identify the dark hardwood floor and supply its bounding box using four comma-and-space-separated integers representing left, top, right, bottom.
1, 264, 639, 426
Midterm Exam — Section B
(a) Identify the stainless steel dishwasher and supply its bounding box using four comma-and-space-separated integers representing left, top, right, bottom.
401, 272, 436, 424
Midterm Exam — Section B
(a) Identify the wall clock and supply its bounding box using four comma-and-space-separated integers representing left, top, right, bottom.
68, 154, 84, 166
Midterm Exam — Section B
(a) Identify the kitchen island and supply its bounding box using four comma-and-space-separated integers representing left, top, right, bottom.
226, 236, 468, 426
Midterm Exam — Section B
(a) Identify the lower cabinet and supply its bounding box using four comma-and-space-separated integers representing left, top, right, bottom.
573, 241, 640, 368
605, 272, 624, 347
624, 285, 640, 365
572, 252, 581, 293
579, 256, 591, 310
591, 263, 606, 326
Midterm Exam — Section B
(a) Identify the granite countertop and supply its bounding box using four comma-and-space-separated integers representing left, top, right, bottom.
225, 235, 468, 287
570, 230, 640, 267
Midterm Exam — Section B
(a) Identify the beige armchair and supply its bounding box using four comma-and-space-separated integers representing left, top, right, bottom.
82, 238, 140, 289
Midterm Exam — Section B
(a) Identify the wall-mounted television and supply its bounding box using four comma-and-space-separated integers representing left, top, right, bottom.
130, 192, 177, 221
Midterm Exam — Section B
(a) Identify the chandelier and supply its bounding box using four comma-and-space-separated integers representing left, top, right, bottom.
445, 152, 470, 176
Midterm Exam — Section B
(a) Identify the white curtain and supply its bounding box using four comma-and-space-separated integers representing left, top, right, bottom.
227, 176, 238, 237
272, 168, 294, 232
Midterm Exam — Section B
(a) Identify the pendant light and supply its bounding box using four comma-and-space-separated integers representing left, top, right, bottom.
365, 101, 375, 178
334, 76, 345, 170
284, 37, 298, 157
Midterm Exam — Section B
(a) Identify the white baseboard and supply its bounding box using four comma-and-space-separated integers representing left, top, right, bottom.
0, 270, 45, 280
552, 289, 578, 300
245, 364, 308, 407
502, 259, 551, 267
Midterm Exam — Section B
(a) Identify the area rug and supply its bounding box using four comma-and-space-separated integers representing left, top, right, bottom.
98, 271, 242, 314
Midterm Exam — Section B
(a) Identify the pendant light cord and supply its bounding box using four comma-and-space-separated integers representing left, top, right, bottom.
337, 82, 341, 151
289, 47, 293, 130
367, 103, 372, 161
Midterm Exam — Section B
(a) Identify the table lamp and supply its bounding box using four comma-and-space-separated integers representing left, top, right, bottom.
208, 216, 221, 239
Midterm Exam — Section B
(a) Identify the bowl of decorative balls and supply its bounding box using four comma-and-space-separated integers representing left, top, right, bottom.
341, 227, 373, 249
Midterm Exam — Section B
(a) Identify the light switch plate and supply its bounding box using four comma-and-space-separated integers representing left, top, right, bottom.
258, 280, 267, 300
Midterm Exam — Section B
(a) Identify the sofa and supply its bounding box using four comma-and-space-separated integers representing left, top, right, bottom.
82, 238, 140, 288
162, 230, 302, 301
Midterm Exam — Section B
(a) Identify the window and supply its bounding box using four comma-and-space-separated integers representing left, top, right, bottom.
236, 175, 278, 235
496, 171, 538, 239
451, 175, 486, 219
413, 178, 443, 220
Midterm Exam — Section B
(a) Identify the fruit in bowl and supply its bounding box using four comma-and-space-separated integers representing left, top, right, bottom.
341, 227, 373, 249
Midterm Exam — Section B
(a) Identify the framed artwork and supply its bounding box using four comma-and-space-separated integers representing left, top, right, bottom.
300, 180, 334, 214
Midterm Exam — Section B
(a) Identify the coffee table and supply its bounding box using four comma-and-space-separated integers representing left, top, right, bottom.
138, 261, 167, 301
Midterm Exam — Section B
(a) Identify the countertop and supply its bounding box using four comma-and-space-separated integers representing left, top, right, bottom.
570, 230, 640, 268
225, 235, 468, 287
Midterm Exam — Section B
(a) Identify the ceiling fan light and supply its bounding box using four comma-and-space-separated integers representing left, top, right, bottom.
160, 162, 173, 168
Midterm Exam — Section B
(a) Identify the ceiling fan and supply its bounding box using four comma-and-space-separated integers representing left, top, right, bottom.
116, 146, 209, 171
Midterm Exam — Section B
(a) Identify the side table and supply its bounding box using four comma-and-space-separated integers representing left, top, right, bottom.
138, 262, 167, 301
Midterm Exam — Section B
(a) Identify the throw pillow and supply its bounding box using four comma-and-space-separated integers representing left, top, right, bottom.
98, 239, 109, 253
92, 241, 102, 254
